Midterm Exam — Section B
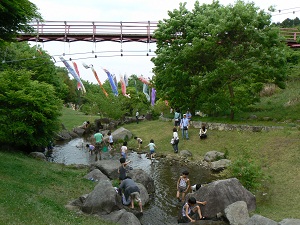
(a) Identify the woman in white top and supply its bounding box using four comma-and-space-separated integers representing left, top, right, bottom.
172, 127, 179, 153
199, 124, 207, 140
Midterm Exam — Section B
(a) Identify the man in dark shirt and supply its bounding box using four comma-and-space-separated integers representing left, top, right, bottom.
119, 177, 143, 212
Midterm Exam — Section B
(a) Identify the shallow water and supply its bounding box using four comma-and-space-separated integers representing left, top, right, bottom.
48, 138, 216, 225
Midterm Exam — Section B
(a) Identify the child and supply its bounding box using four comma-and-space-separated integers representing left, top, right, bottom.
176, 170, 190, 202
118, 157, 131, 181
107, 131, 114, 153
86, 144, 95, 155
120, 141, 128, 159
179, 197, 207, 223
134, 136, 143, 150
145, 139, 157, 163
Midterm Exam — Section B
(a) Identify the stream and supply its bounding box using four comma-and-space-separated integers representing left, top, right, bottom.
48, 137, 217, 225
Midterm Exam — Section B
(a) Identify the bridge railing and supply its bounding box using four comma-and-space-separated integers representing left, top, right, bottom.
19, 20, 159, 42
279, 28, 300, 41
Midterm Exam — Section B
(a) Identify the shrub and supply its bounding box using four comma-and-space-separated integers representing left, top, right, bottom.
228, 154, 269, 193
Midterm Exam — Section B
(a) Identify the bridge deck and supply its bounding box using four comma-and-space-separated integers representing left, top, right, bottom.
17, 21, 300, 47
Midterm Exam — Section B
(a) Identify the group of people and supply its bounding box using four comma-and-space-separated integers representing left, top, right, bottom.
176, 170, 207, 223
171, 109, 208, 153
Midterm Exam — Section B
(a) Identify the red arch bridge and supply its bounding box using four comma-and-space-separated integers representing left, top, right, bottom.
17, 21, 300, 48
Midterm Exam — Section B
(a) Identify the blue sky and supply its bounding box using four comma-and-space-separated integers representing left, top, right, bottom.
29, 0, 300, 84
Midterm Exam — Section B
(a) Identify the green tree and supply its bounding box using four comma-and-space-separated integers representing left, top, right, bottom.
0, 0, 41, 42
0, 42, 75, 103
152, 0, 288, 120
0, 69, 62, 152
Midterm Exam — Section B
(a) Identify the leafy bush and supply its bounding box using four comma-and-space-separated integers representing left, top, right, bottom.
228, 154, 269, 193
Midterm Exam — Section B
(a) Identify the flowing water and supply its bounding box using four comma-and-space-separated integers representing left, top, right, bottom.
48, 138, 217, 225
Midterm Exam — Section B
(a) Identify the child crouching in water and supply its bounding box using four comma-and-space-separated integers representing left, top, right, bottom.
179, 196, 207, 223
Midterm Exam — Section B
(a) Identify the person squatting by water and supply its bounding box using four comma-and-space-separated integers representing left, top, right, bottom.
86, 144, 95, 155
93, 130, 103, 161
180, 114, 189, 140
178, 196, 207, 223
199, 124, 208, 140
176, 170, 190, 202
134, 136, 143, 150
118, 176, 143, 213
145, 139, 157, 163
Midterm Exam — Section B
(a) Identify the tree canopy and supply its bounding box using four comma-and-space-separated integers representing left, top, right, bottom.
152, 0, 289, 119
0, 0, 41, 42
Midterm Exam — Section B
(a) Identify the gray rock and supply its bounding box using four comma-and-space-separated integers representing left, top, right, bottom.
179, 150, 193, 157
103, 127, 132, 143
128, 169, 155, 193
81, 180, 122, 214
118, 210, 141, 225
210, 159, 231, 172
136, 183, 150, 206
193, 178, 256, 219
84, 169, 110, 182
246, 214, 277, 225
92, 159, 120, 179
29, 152, 46, 161
204, 151, 225, 162
279, 218, 300, 225
225, 201, 249, 225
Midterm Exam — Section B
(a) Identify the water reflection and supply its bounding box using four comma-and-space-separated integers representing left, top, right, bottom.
49, 138, 216, 225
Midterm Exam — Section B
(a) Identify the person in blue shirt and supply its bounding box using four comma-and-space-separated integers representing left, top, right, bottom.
180, 114, 190, 140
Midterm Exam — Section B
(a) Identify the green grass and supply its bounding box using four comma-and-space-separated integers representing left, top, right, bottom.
59, 107, 100, 130
0, 151, 115, 225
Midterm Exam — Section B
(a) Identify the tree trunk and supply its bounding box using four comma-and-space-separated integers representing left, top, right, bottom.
228, 83, 235, 121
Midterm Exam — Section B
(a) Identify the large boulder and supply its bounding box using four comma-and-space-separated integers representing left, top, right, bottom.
84, 169, 110, 182
111, 127, 133, 142
92, 159, 120, 179
81, 180, 122, 214
225, 201, 249, 225
246, 214, 277, 225
192, 178, 256, 219
136, 183, 150, 206
204, 151, 225, 162
279, 219, 300, 225
210, 159, 231, 172
29, 152, 46, 161
128, 169, 155, 193
102, 209, 141, 225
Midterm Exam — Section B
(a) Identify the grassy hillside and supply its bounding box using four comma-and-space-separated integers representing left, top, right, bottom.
0, 151, 115, 225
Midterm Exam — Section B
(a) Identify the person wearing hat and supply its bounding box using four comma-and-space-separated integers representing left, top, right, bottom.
180, 114, 190, 140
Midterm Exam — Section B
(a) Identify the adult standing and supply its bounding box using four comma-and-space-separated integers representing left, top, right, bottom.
180, 114, 189, 140
118, 177, 143, 212
136, 110, 139, 124
172, 127, 179, 153
186, 110, 192, 123
93, 130, 103, 161
174, 109, 181, 131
